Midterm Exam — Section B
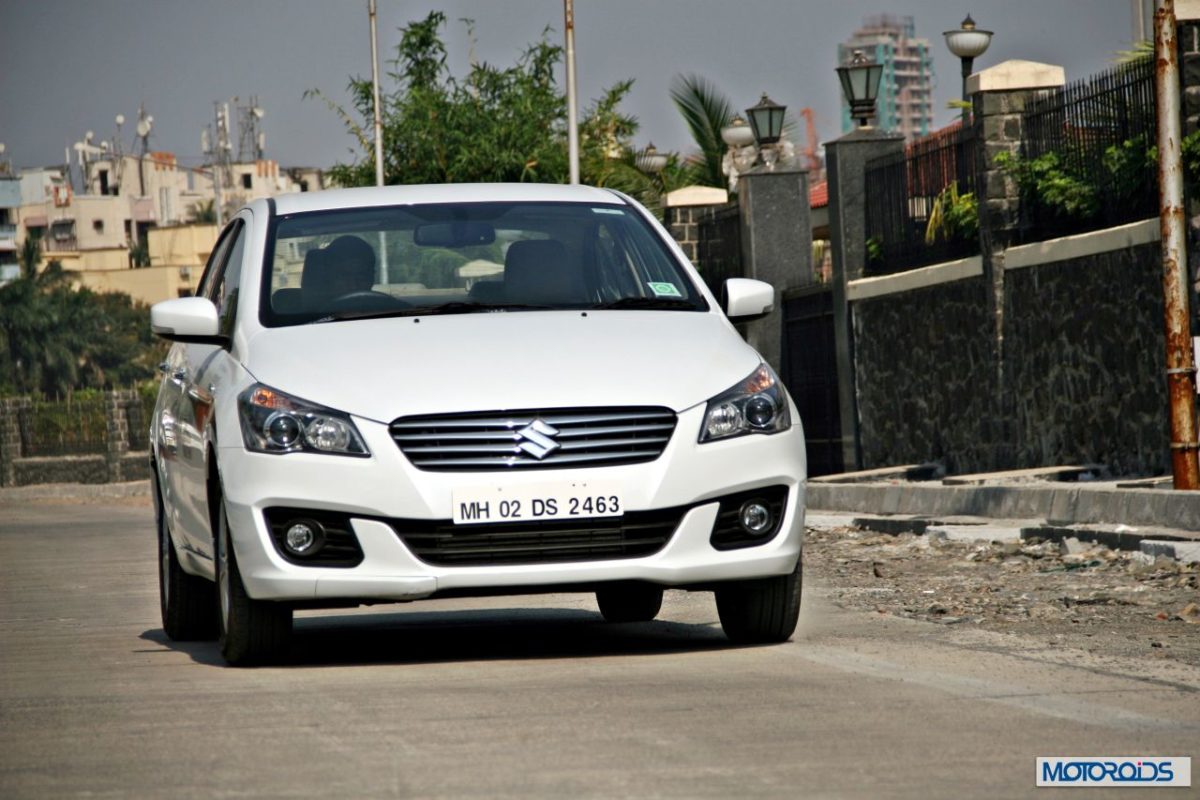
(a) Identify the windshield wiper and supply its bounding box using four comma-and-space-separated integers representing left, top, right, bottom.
311, 301, 553, 323
595, 297, 700, 310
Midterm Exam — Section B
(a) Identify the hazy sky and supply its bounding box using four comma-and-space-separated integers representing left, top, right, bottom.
0, 1, 1135, 173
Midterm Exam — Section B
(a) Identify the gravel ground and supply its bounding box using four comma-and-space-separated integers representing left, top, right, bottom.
805, 523, 1200, 667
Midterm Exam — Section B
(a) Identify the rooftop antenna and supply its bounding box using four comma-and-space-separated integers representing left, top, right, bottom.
135, 104, 153, 196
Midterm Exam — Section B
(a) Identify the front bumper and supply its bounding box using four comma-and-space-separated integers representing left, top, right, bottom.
218, 404, 806, 602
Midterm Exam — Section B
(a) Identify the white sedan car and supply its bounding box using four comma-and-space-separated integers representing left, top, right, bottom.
149, 183, 806, 665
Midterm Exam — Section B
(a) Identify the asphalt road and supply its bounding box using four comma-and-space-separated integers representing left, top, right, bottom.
1, 499, 1197, 799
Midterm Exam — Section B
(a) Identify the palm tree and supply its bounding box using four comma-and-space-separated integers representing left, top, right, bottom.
189, 199, 217, 224
669, 74, 734, 189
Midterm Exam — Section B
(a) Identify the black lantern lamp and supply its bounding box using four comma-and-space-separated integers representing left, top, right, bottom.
836, 50, 885, 128
745, 93, 786, 146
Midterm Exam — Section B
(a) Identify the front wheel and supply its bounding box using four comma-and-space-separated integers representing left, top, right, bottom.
216, 501, 292, 665
715, 555, 803, 644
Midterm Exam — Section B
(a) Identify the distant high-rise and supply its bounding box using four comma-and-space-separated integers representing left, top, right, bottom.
838, 15, 935, 142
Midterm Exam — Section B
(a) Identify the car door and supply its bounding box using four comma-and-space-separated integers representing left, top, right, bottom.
171, 216, 248, 562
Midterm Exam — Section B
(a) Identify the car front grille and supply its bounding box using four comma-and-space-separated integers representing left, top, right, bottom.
388, 507, 684, 566
390, 407, 677, 471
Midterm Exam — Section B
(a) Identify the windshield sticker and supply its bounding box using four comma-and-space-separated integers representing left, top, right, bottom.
591, 207, 625, 215
648, 282, 683, 298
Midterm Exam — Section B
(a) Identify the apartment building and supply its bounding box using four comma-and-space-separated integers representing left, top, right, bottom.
838, 15, 936, 142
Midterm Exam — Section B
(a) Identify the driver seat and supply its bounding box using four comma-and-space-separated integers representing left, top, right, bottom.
301, 236, 377, 308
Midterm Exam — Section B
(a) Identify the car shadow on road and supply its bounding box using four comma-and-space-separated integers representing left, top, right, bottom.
141, 607, 738, 668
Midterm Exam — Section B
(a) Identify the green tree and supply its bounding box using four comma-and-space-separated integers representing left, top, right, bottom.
669, 74, 734, 189
0, 259, 161, 396
189, 199, 217, 224
315, 12, 642, 189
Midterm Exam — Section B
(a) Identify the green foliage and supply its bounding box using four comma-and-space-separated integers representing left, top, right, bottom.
189, 199, 217, 224
18, 236, 40, 280
865, 236, 883, 265
316, 12, 641, 190
1182, 129, 1200, 199
669, 74, 733, 189
924, 182, 978, 245
24, 391, 108, 456
129, 240, 151, 268
0, 265, 164, 396
993, 150, 1099, 220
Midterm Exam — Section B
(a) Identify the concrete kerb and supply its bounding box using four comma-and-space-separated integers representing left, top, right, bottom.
807, 481, 1200, 532
0, 480, 151, 506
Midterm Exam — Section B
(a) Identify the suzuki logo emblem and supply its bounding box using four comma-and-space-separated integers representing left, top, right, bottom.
516, 419, 560, 459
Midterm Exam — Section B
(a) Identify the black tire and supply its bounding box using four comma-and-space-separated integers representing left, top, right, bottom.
157, 486, 218, 641
216, 500, 292, 666
596, 583, 664, 623
715, 555, 803, 644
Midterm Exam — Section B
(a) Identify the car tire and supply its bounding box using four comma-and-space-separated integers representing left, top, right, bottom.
216, 500, 292, 666
715, 555, 802, 644
157, 492, 217, 641
596, 583, 664, 623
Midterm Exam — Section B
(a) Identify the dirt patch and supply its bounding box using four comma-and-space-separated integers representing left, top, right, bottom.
805, 524, 1200, 667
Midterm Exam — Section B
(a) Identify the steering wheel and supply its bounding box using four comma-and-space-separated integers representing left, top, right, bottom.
326, 290, 410, 311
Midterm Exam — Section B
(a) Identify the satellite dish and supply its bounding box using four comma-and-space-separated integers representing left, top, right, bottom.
136, 119, 151, 138
201, 130, 210, 153
85, 130, 95, 142
252, 107, 264, 119
100, 140, 109, 150
115, 114, 125, 126
0, 143, 6, 155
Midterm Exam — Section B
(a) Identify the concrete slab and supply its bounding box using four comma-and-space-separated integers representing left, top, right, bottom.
943, 465, 1105, 486
810, 463, 942, 483
1140, 540, 1200, 564
927, 524, 1022, 543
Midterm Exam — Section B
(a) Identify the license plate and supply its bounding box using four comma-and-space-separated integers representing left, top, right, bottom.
452, 481, 623, 525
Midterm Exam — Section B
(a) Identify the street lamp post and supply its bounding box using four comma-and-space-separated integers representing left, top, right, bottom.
943, 15, 993, 124
745, 93, 787, 169
836, 50, 885, 129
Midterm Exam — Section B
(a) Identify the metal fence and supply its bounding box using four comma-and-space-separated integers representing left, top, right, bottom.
864, 124, 979, 276
1019, 57, 1157, 241
695, 204, 743, 298
20, 393, 108, 457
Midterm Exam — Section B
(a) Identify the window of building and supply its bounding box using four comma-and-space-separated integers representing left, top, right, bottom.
93, 219, 104, 233
241, 174, 252, 190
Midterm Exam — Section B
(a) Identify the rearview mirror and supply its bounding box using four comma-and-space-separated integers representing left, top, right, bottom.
413, 221, 496, 247
150, 297, 227, 345
724, 278, 775, 322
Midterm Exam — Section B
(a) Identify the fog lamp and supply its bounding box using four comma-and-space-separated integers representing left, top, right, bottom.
739, 501, 773, 534
284, 520, 323, 555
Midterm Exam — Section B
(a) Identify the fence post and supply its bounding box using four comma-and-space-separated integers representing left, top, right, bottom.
825, 130, 905, 471
104, 389, 130, 483
736, 165, 813, 374
0, 397, 28, 487
970, 60, 1065, 467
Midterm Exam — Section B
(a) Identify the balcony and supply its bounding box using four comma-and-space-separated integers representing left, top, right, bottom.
0, 223, 16, 251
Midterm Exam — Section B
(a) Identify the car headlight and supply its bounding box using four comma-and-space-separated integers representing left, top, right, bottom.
699, 363, 791, 442
238, 384, 369, 457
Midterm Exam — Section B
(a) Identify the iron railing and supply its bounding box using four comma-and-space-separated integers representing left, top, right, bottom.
864, 124, 979, 276
1019, 57, 1157, 241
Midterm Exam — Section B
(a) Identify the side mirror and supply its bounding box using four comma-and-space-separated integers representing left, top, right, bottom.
151, 297, 227, 345
724, 278, 775, 322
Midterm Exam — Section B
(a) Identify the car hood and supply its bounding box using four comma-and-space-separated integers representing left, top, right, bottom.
242, 311, 761, 422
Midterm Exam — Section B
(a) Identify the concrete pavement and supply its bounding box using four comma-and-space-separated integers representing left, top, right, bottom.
2, 499, 1197, 798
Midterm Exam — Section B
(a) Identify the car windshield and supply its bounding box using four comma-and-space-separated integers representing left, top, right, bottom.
260, 201, 708, 326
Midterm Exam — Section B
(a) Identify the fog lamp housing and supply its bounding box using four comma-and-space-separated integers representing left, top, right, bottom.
283, 519, 324, 556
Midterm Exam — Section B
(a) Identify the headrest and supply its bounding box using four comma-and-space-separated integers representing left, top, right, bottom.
503, 239, 581, 305
302, 235, 376, 301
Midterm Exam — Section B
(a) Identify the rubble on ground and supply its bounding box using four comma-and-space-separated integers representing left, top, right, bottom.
805, 523, 1200, 666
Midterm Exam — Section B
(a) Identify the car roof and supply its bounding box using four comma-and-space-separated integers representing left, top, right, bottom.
269, 182, 629, 216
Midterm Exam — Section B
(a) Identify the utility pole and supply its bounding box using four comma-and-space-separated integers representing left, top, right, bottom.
1155, 0, 1200, 489
564, 0, 580, 184
369, 0, 384, 188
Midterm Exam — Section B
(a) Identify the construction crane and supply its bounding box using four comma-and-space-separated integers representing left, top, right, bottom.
798, 107, 821, 172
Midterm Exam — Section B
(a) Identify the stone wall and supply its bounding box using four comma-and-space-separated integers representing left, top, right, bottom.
852, 240, 1172, 477
0, 389, 151, 487
1004, 242, 1168, 475
852, 276, 998, 473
